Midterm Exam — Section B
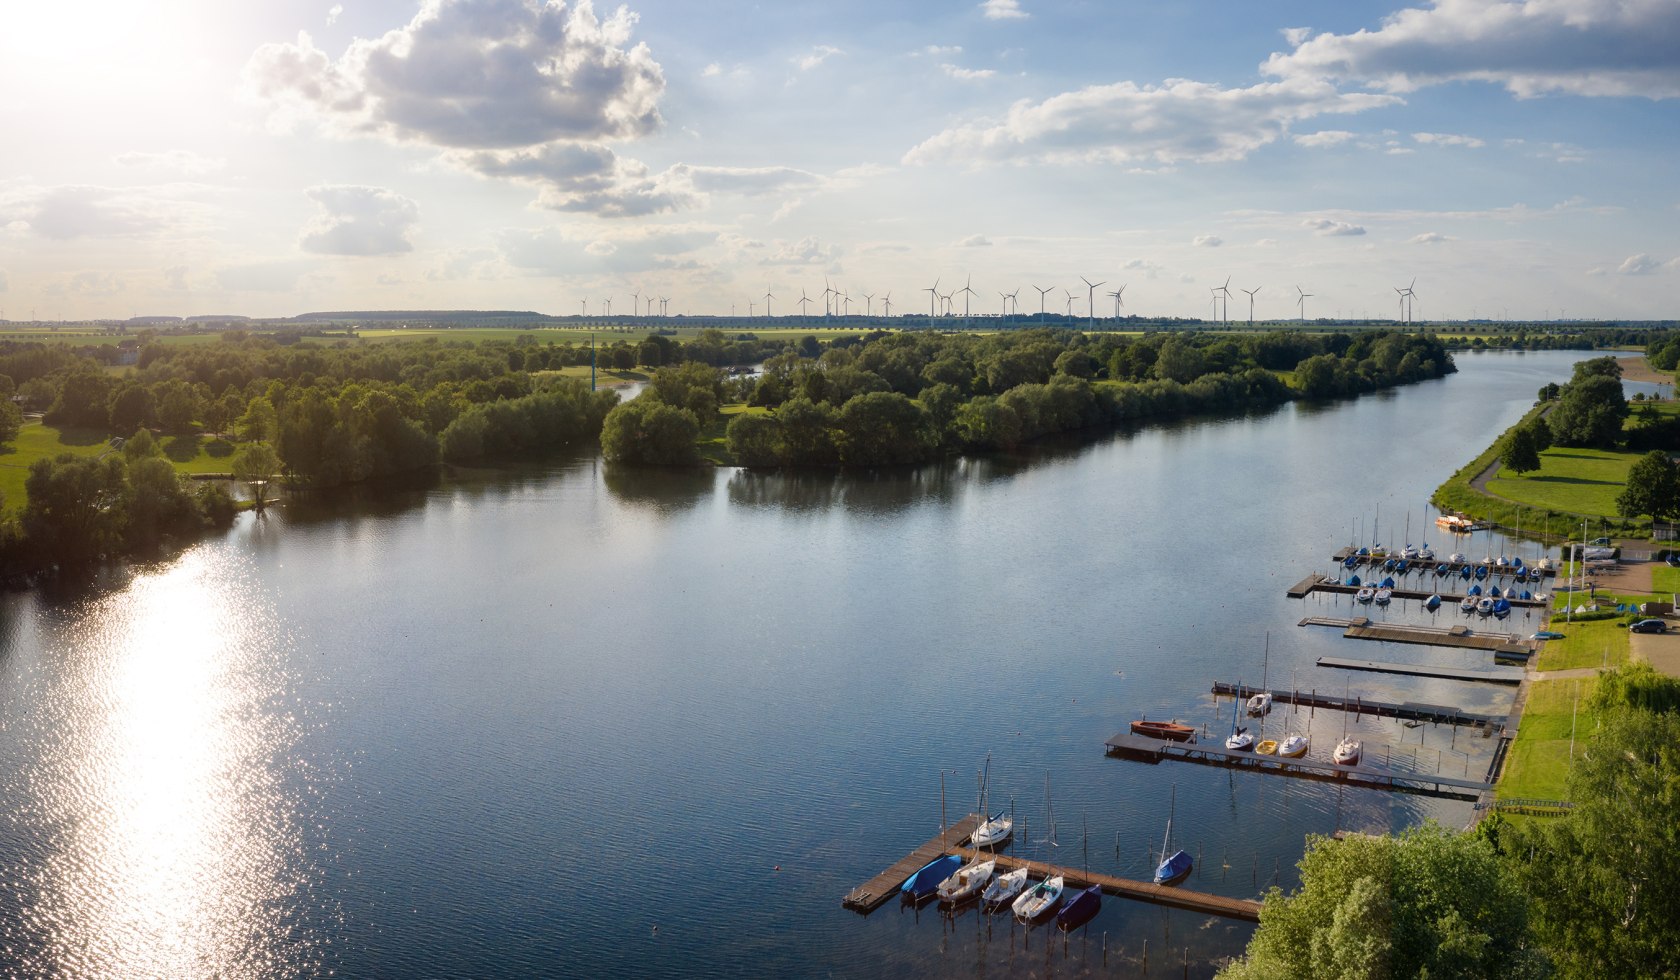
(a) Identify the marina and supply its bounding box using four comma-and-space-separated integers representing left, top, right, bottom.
1316, 656, 1526, 685
1103, 733, 1495, 801
842, 822, 1263, 922
1287, 572, 1547, 608
1329, 548, 1556, 578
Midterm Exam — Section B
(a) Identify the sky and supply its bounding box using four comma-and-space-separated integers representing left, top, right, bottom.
1, 0, 1678, 323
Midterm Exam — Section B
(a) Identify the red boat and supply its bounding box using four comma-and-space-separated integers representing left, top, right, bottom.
1130, 720, 1196, 742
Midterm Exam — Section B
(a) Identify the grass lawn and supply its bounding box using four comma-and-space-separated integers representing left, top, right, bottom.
697, 404, 768, 466
1487, 446, 1637, 517
1651, 564, 1680, 595
536, 366, 649, 386
0, 422, 113, 510
1535, 618, 1631, 671
1498, 676, 1598, 801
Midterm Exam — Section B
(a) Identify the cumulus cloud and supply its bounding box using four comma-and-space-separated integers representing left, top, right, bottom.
0, 185, 174, 240
1413, 131, 1485, 148
1293, 129, 1356, 147
942, 64, 996, 81
1266, 1, 1680, 99
299, 185, 419, 255
113, 149, 227, 175
958, 234, 992, 247
1303, 217, 1366, 236
924, 45, 963, 57
762, 236, 843, 266
247, 0, 664, 148
326, 3, 342, 25
1254, 238, 1280, 247
904, 76, 1399, 167
1618, 253, 1662, 275
1409, 231, 1451, 244
797, 45, 842, 71
981, 0, 1028, 20
1193, 235, 1222, 247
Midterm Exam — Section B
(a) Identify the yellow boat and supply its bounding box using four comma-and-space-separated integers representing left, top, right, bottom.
1255, 739, 1278, 755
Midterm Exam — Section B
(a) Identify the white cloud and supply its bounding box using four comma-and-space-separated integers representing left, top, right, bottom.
1618, 253, 1662, 275
1254, 238, 1279, 247
326, 3, 342, 26
299, 185, 419, 256
1413, 132, 1485, 148
702, 62, 720, 77
1193, 235, 1222, 247
762, 236, 843, 266
1265, 0, 1680, 99
113, 150, 227, 175
1281, 26, 1311, 47
1303, 217, 1366, 237
942, 64, 996, 82
958, 234, 992, 247
981, 0, 1028, 21
68, 271, 124, 297
0, 185, 182, 240
1409, 231, 1451, 244
797, 45, 843, 71
904, 77, 1399, 168
247, 0, 665, 149
1293, 129, 1356, 147
922, 45, 962, 57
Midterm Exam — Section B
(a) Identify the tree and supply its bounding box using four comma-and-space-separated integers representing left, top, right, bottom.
158, 385, 200, 433
231, 441, 282, 512
107, 385, 157, 434
1501, 426, 1543, 474
22, 454, 128, 567
0, 399, 21, 445
48, 372, 117, 428
1616, 450, 1680, 522
1549, 375, 1627, 449
1154, 337, 1207, 384
1220, 824, 1546, 980
1523, 414, 1553, 453
122, 456, 202, 550
600, 398, 700, 465
834, 392, 935, 466
724, 412, 781, 466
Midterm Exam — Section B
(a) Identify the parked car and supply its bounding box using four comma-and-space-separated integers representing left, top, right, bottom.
1591, 537, 1613, 546
1630, 619, 1669, 634
1667, 555, 1680, 567
1531, 631, 1566, 640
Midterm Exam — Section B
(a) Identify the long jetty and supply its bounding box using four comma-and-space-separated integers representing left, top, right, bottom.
1287, 572, 1547, 609
1316, 655, 1526, 685
842, 819, 1262, 921
1297, 614, 1537, 658
1104, 732, 1492, 801
1210, 682, 1507, 729
1330, 548, 1556, 578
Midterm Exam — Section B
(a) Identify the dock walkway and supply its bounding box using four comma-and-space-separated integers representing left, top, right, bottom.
1210, 682, 1507, 729
1316, 655, 1525, 685
1287, 572, 1547, 609
1330, 549, 1555, 578
842, 815, 980, 913
1297, 615, 1536, 658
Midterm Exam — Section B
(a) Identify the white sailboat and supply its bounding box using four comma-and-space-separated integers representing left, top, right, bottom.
982, 866, 1029, 908
936, 858, 996, 903
1012, 874, 1064, 921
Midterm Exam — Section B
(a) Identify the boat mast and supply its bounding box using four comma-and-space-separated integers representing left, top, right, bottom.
1160, 784, 1176, 858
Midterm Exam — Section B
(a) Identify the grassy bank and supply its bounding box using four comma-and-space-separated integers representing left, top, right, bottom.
1498, 675, 1599, 801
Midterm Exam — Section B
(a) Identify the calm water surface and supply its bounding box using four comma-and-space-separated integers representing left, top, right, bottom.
0, 350, 1600, 977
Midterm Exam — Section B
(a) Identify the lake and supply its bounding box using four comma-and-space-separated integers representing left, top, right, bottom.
0, 349, 1600, 977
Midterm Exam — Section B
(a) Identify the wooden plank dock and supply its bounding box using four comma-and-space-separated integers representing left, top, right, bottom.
1330, 548, 1555, 578
842, 819, 1263, 921
1287, 573, 1547, 608
1297, 615, 1537, 658
1104, 732, 1492, 800
1316, 655, 1525, 685
1210, 682, 1507, 729
842, 815, 981, 913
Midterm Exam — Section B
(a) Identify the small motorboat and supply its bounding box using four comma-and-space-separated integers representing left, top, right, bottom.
1055, 884, 1102, 931
1435, 562, 1449, 576
971, 813, 1013, 848
1333, 736, 1362, 766
1424, 594, 1442, 611
1477, 597, 1495, 616
982, 867, 1029, 909
1012, 874, 1064, 922
1475, 564, 1489, 581
902, 854, 965, 902
1373, 588, 1392, 605
936, 858, 996, 904
1277, 733, 1309, 758
1418, 546, 1435, 561
1355, 586, 1376, 603
1255, 738, 1278, 755
1342, 554, 1360, 569
1131, 719, 1197, 742
1246, 691, 1273, 715
1449, 552, 1467, 564
1400, 544, 1419, 560
1494, 598, 1512, 619
1459, 595, 1477, 612
1225, 725, 1254, 752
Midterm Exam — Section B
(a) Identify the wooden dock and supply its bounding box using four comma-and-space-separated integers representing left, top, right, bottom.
1298, 615, 1537, 658
1104, 733, 1492, 801
1330, 548, 1555, 578
1210, 682, 1507, 729
842, 815, 981, 913
1287, 572, 1547, 608
842, 819, 1262, 921
1316, 656, 1525, 685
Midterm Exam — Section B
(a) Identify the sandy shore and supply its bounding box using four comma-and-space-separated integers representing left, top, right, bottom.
1617, 355, 1673, 385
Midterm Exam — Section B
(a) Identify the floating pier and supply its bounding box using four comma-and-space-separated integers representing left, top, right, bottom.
842, 820, 1263, 921
1330, 549, 1555, 578
1316, 656, 1525, 685
1103, 733, 1492, 801
1297, 615, 1537, 658
1287, 573, 1547, 609
1210, 682, 1507, 729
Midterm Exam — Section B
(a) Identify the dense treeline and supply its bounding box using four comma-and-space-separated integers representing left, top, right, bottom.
618, 329, 1456, 468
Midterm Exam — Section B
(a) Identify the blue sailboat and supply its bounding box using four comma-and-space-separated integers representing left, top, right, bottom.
1153, 785, 1193, 886
1056, 885, 1102, 931
1424, 594, 1442, 611
902, 854, 964, 902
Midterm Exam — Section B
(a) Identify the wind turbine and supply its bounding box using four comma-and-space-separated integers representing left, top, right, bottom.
1296, 285, 1312, 324
822, 277, 837, 319
881, 291, 892, 317
1063, 289, 1076, 317
959, 275, 978, 326
1242, 286, 1261, 325
1215, 275, 1232, 325
1081, 276, 1106, 330
939, 290, 954, 317
604, 298, 612, 317
1405, 281, 1418, 324
861, 291, 874, 316
841, 291, 852, 316
580, 299, 587, 316
797, 287, 812, 319
763, 286, 775, 319
631, 290, 641, 320
1006, 289, 1020, 315
998, 291, 1010, 317
1033, 284, 1053, 324
748, 299, 756, 317
924, 277, 941, 323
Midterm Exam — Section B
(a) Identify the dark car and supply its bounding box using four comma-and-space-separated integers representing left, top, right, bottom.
1591, 536, 1613, 546
1630, 619, 1669, 634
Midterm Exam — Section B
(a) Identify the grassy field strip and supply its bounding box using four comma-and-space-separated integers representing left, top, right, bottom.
1498, 676, 1598, 801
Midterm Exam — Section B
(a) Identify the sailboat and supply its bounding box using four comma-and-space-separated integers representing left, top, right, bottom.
1056, 884, 1103, 931
1333, 681, 1362, 766
1277, 732, 1309, 758
936, 857, 996, 904
982, 866, 1029, 909
1225, 687, 1254, 752
902, 854, 964, 902
1246, 635, 1273, 716
1012, 874, 1064, 921
969, 754, 1013, 847
1154, 785, 1193, 885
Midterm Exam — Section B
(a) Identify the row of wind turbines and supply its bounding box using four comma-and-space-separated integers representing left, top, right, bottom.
572, 275, 1421, 326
